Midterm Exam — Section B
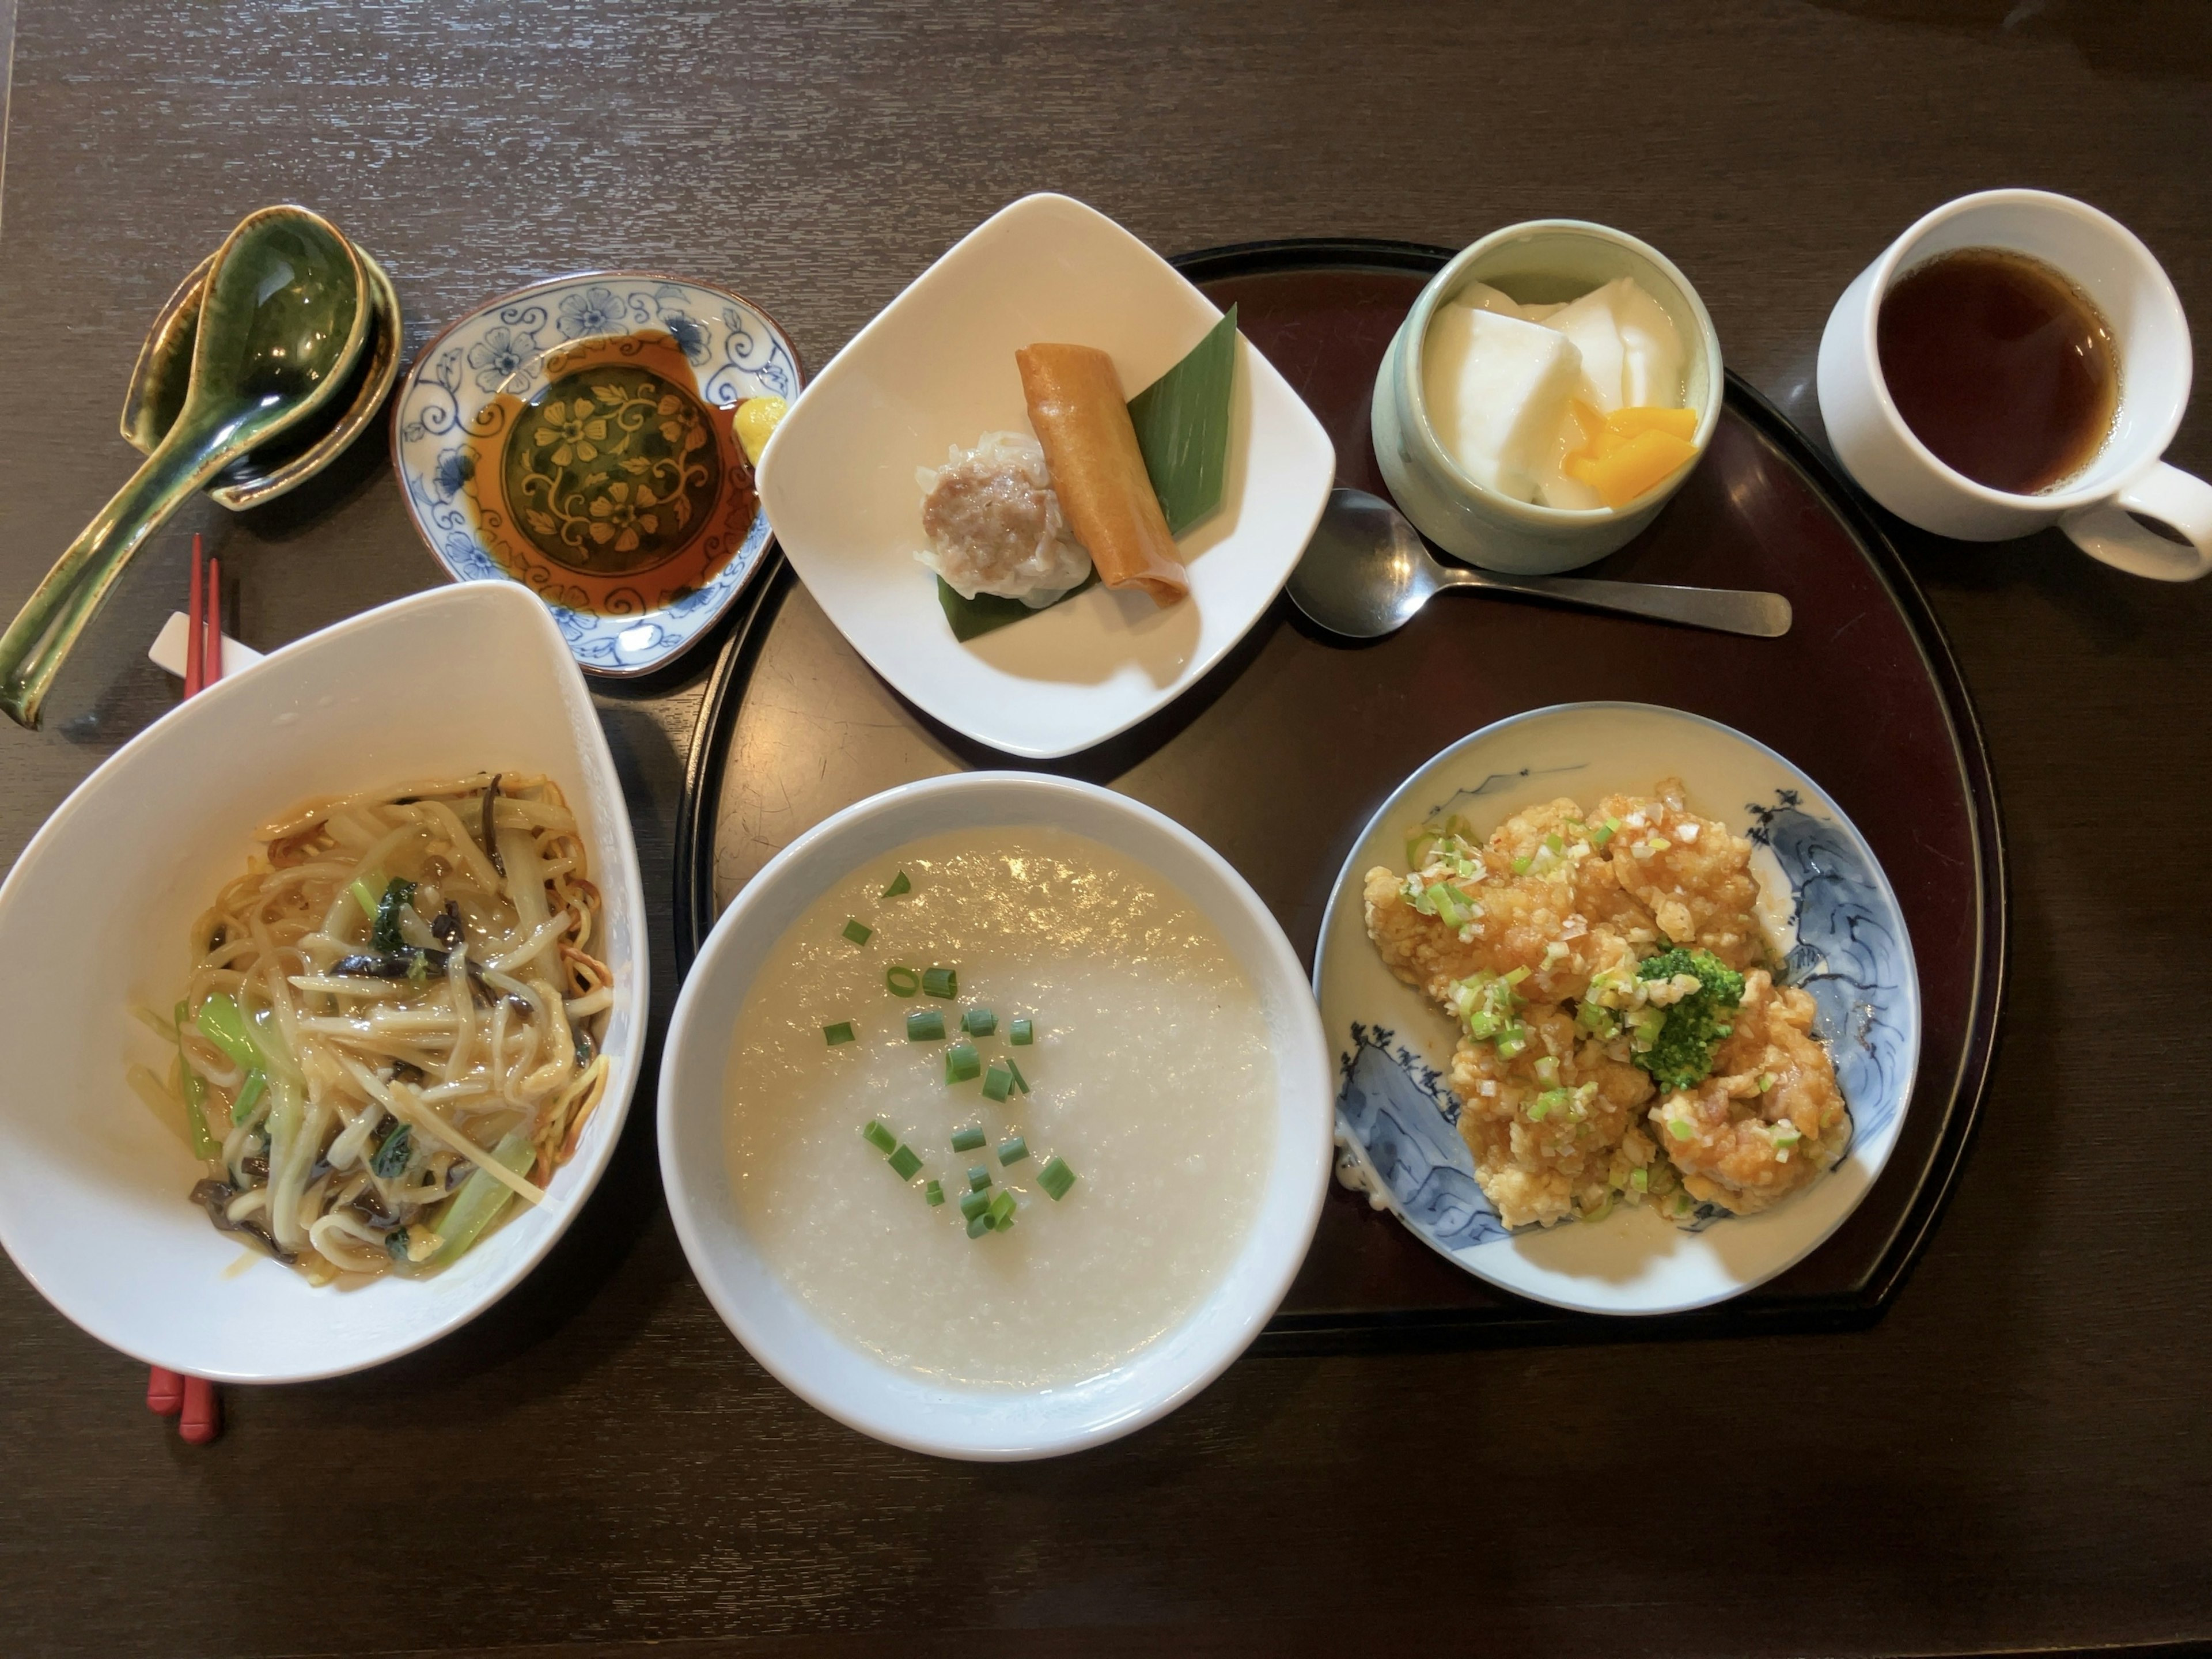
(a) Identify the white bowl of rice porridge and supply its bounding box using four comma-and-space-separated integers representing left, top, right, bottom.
658, 772, 1331, 1459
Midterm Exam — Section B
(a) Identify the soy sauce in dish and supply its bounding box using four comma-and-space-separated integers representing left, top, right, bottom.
1877, 248, 2118, 495
465, 330, 757, 617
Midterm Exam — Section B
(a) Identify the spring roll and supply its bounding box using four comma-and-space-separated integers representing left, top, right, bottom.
1016, 343, 1188, 606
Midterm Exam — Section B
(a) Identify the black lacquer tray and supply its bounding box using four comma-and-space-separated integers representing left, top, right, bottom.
674, 239, 2006, 1354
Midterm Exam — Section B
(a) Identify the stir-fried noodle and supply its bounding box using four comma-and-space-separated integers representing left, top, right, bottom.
134, 772, 613, 1283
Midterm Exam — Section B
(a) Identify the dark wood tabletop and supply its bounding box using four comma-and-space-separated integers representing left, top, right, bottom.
1, 4, 2207, 1656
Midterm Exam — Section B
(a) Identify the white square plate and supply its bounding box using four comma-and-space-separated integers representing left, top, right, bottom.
756, 194, 1336, 759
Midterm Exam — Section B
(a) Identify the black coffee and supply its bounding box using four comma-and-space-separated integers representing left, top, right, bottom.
1877, 247, 2118, 495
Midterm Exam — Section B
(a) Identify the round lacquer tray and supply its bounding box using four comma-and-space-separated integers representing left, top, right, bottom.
673, 239, 2005, 1352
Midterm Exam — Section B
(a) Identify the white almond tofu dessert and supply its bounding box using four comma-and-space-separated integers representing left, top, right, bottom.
1422, 274, 1693, 512
1422, 303, 1585, 503
1541, 277, 1685, 412
721, 825, 1277, 1389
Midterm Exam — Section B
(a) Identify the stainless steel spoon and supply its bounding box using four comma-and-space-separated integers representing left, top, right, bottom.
0, 204, 369, 728
1287, 487, 1793, 640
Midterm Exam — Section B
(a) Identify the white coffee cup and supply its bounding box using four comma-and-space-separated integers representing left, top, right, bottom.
1819, 188, 2212, 581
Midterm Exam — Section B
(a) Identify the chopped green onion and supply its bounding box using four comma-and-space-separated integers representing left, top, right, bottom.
922, 967, 957, 999
967, 1211, 994, 1237
823, 1021, 856, 1046
1010, 1017, 1034, 1046
950, 1124, 986, 1152
944, 1041, 980, 1083
1771, 1126, 1801, 1147
997, 1136, 1029, 1166
967, 1165, 993, 1192
962, 1007, 997, 1036
881, 870, 912, 897
1006, 1058, 1031, 1096
888, 1143, 923, 1181
1510, 855, 1532, 876
229, 1067, 267, 1126
1630, 1167, 1649, 1192
842, 918, 873, 946
924, 1179, 945, 1207
1038, 1156, 1077, 1200
1544, 832, 1563, 855
861, 1119, 897, 1153
885, 965, 921, 998
981, 1062, 1013, 1103
959, 1188, 991, 1221
906, 1009, 945, 1041
1758, 1071, 1777, 1093
986, 1190, 1017, 1229
1574, 1001, 1618, 1039
1528, 1087, 1571, 1122
1580, 1196, 1613, 1224
1668, 1118, 1694, 1141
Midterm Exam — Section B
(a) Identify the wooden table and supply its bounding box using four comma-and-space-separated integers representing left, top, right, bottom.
1, 5, 2207, 1655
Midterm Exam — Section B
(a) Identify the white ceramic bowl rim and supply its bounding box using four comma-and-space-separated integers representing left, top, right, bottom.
1849, 187, 2187, 510
1399, 219, 1725, 525
658, 770, 1332, 1459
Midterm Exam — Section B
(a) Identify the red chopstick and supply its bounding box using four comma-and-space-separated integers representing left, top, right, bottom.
150, 536, 226, 1443
203, 556, 223, 688
182, 535, 205, 699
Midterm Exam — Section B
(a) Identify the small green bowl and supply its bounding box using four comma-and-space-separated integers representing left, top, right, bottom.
1372, 221, 1723, 574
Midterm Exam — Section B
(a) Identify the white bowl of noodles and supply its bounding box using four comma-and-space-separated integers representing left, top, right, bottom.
0, 582, 646, 1383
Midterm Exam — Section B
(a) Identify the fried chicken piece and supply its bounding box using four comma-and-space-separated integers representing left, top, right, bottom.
1645, 969, 1849, 1214
1362, 799, 1660, 1008
1450, 1003, 1656, 1228
1592, 777, 1767, 972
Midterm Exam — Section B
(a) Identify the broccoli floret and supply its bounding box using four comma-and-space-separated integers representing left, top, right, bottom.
1631, 948, 1745, 1092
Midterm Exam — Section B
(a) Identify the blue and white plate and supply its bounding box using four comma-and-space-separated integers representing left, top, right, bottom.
391, 272, 801, 677
1315, 703, 1921, 1315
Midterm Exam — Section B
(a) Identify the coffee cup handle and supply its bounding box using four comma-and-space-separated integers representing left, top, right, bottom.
2062, 463, 2212, 582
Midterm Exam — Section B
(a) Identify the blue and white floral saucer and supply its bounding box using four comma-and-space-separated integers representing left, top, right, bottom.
391, 272, 801, 677
1314, 702, 1920, 1316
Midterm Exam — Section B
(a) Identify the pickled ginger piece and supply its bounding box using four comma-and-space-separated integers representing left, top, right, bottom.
1127, 304, 1239, 537
1423, 303, 1584, 503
